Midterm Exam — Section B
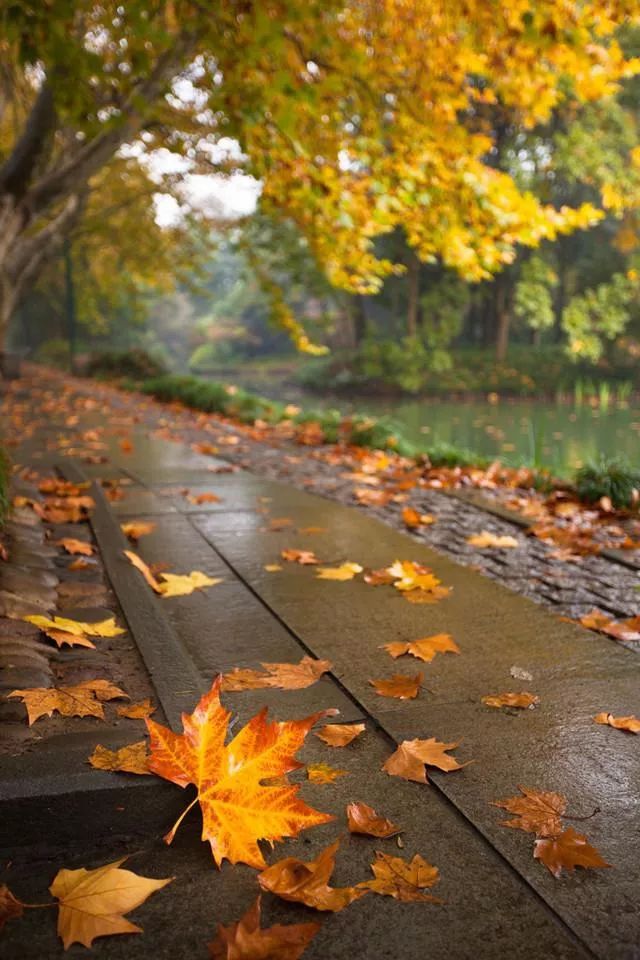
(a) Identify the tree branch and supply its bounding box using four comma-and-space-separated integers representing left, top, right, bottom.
0, 84, 56, 199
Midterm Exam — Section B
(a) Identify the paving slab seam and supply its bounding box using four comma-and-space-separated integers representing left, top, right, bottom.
185, 514, 600, 960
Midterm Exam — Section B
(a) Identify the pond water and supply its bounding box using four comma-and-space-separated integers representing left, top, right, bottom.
335, 396, 640, 475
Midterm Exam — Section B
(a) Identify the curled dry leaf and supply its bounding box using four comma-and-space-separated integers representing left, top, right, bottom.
594, 712, 640, 733
383, 738, 471, 784
383, 633, 460, 663
147, 677, 333, 867
0, 885, 24, 931
369, 672, 423, 700
209, 896, 320, 960
88, 741, 151, 775
346, 802, 401, 838
187, 492, 222, 505
491, 786, 567, 837
281, 548, 319, 565
9, 679, 128, 725
402, 506, 436, 529
481, 692, 540, 709
221, 656, 332, 692
533, 827, 611, 878
56, 538, 94, 556
363, 851, 441, 902
117, 698, 156, 719
467, 531, 519, 549
315, 722, 365, 748
306, 763, 347, 784
257, 839, 367, 912
50, 857, 173, 949
315, 562, 363, 581
120, 521, 156, 541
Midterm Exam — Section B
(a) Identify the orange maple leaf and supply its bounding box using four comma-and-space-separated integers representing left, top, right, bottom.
221, 657, 332, 692
402, 507, 435, 529
369, 672, 423, 700
382, 633, 460, 663
533, 827, 611, 878
88, 741, 150, 775
363, 851, 442, 902
281, 548, 319, 565
346, 802, 401, 838
383, 738, 471, 783
481, 692, 540, 709
56, 538, 94, 556
491, 786, 567, 837
257, 839, 367, 912
315, 722, 365, 747
9, 679, 128, 725
209, 896, 320, 960
146, 677, 333, 867
594, 712, 640, 734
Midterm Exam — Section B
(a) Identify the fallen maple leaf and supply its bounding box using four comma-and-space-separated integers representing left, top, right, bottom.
578, 609, 612, 631
481, 692, 540, 709
124, 550, 163, 591
50, 858, 172, 948
120, 521, 156, 542
221, 657, 332, 692
383, 738, 471, 783
88, 741, 151, 775
491, 786, 567, 837
281, 549, 319, 565
602, 616, 640, 643
0, 885, 23, 931
402, 507, 436, 529
264, 563, 283, 572
307, 763, 347, 784
68, 558, 92, 571
120, 438, 134, 454
124, 550, 222, 597
594, 712, 640, 733
467, 531, 519, 548
386, 560, 441, 593
315, 722, 365, 747
209, 896, 320, 960
146, 677, 333, 867
363, 851, 441, 902
346, 802, 401, 838
257, 839, 367, 912
403, 586, 451, 604
25, 614, 124, 638
56, 538, 94, 556
117, 698, 156, 719
382, 633, 460, 663
315, 562, 363, 581
266, 517, 293, 531
354, 488, 393, 507
533, 827, 611, 878
369, 672, 423, 700
363, 567, 395, 586
9, 679, 128, 725
187, 492, 222, 505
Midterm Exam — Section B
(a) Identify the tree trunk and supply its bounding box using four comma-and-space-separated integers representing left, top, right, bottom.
406, 252, 419, 337
495, 276, 511, 362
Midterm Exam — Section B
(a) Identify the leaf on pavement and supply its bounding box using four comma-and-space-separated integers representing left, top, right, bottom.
88, 741, 151, 775
266, 516, 293, 531
315, 562, 363, 581
306, 763, 347, 784
120, 521, 156, 542
386, 560, 442, 593
209, 896, 320, 960
124, 549, 163, 592
187, 492, 222, 505
382, 633, 460, 663
25, 613, 124, 639
346, 802, 401, 838
281, 549, 319, 565
56, 538, 94, 556
383, 738, 471, 783
402, 507, 436, 529
124, 550, 222, 597
9, 679, 128, 725
481, 691, 540, 709
594, 712, 640, 733
369, 672, 423, 700
0, 885, 24, 931
491, 785, 567, 837
315, 722, 365, 747
146, 676, 334, 867
298, 526, 326, 535
50, 857, 172, 949
221, 656, 332, 692
578, 609, 612, 631
117, 698, 156, 719
362, 851, 442, 902
264, 563, 283, 572
533, 828, 611, 878
257, 839, 367, 912
467, 531, 519, 548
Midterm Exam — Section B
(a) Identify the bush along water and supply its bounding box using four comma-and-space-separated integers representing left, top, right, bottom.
574, 457, 640, 509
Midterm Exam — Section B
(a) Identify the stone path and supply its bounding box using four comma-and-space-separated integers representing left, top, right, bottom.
1, 387, 639, 959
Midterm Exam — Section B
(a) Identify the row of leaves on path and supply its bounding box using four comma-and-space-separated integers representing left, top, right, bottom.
1, 464, 636, 954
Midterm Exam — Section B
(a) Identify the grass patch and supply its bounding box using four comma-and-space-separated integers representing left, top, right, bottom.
574, 457, 640, 509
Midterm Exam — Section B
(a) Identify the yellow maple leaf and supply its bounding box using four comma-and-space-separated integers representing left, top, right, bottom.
315, 562, 363, 581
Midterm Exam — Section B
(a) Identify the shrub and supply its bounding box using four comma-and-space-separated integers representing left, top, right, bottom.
34, 338, 71, 369
86, 348, 166, 381
574, 456, 640, 509
424, 441, 488, 468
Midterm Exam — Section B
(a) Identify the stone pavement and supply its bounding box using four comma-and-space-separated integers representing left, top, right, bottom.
1, 390, 639, 959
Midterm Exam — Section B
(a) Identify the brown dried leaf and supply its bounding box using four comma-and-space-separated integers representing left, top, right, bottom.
594, 712, 640, 734
491, 786, 567, 837
369, 672, 423, 700
306, 763, 347, 784
382, 633, 460, 663
209, 896, 320, 960
257, 839, 367, 912
120, 521, 156, 542
221, 657, 332, 692
362, 851, 441, 902
117, 698, 156, 719
315, 722, 365, 748
9, 679, 128, 725
88, 741, 151, 775
481, 692, 540, 709
383, 738, 471, 783
56, 538, 94, 556
0, 885, 24, 931
403, 585, 451, 604
533, 827, 611, 878
346, 802, 401, 838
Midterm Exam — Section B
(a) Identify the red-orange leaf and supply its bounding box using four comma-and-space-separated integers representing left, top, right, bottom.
346, 802, 401, 838
383, 738, 471, 783
209, 896, 320, 960
594, 712, 640, 733
257, 839, 367, 912
369, 672, 423, 699
221, 657, 331, 691
481, 692, 539, 709
281, 548, 319, 565
146, 677, 333, 867
56, 538, 94, 556
0, 885, 24, 931
533, 828, 611, 878
402, 507, 436, 529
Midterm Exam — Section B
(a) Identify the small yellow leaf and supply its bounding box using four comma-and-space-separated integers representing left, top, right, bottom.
307, 763, 348, 784
316, 562, 363, 581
